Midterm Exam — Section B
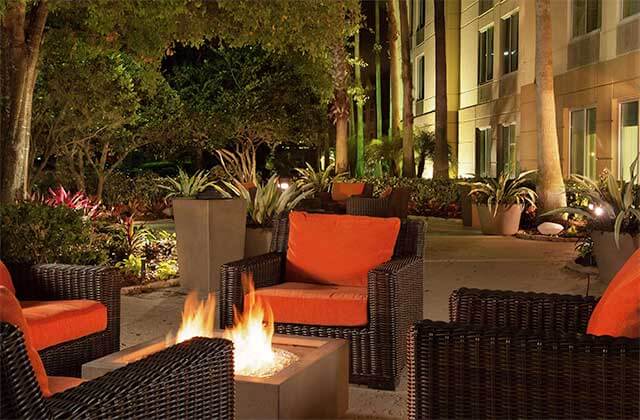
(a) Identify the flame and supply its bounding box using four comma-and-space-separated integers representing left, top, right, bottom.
166, 291, 216, 346
223, 273, 277, 376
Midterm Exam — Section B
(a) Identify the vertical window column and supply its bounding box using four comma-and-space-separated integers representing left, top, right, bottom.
620, 101, 639, 180
570, 108, 597, 179
502, 13, 518, 74
476, 127, 494, 178
478, 26, 494, 84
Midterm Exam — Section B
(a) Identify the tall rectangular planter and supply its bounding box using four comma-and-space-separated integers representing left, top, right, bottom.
245, 227, 273, 258
172, 198, 246, 294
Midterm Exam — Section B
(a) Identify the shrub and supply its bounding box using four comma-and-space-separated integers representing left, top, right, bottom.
351, 176, 462, 218
102, 171, 167, 217
0, 203, 108, 265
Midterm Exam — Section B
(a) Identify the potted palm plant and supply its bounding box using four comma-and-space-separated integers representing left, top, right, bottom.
293, 163, 348, 209
463, 170, 537, 235
544, 158, 639, 283
218, 175, 311, 257
159, 168, 246, 294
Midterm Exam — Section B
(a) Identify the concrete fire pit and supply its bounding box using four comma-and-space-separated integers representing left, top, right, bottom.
82, 333, 349, 419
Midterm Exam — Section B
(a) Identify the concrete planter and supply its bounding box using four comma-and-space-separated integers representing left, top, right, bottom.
458, 184, 473, 227
471, 203, 481, 229
172, 198, 246, 294
245, 226, 273, 258
592, 230, 639, 284
477, 204, 523, 236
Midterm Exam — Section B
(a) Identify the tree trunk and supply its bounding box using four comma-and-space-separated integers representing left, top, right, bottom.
433, 0, 449, 179
399, 0, 415, 177
335, 115, 349, 173
0, 0, 48, 203
417, 149, 427, 178
331, 39, 351, 174
535, 0, 566, 211
375, 1, 383, 140
354, 30, 365, 177
387, 0, 402, 139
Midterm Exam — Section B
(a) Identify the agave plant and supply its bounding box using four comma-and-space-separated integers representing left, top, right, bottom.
294, 163, 348, 196
217, 175, 311, 227
462, 170, 538, 216
158, 168, 216, 198
544, 157, 640, 248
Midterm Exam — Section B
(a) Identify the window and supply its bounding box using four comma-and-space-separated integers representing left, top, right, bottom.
417, 56, 425, 100
570, 108, 597, 179
501, 124, 518, 177
572, 0, 601, 37
478, 26, 494, 84
622, 0, 640, 19
479, 0, 493, 15
476, 127, 494, 177
620, 101, 639, 180
418, 0, 425, 28
502, 13, 518, 74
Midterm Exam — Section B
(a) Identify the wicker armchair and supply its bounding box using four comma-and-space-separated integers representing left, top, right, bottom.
319, 183, 374, 214
346, 187, 410, 218
9, 264, 122, 377
407, 288, 640, 419
0, 322, 234, 419
221, 213, 425, 390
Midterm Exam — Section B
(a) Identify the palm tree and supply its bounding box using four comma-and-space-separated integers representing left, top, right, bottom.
330, 40, 351, 174
535, 0, 566, 210
399, 0, 415, 177
387, 0, 402, 139
433, 0, 449, 179
354, 29, 365, 177
375, 1, 383, 141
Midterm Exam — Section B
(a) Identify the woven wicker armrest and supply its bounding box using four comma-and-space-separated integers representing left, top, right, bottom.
345, 197, 390, 217
48, 337, 235, 419
408, 320, 640, 419
220, 252, 284, 328
369, 257, 423, 377
449, 287, 598, 334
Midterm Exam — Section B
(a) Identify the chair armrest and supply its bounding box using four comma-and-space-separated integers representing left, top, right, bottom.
220, 252, 284, 328
345, 197, 390, 217
368, 257, 423, 376
407, 320, 640, 419
48, 337, 235, 419
449, 287, 598, 334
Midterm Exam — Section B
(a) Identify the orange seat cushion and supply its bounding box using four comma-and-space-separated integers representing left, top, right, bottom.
255, 282, 368, 326
285, 212, 401, 287
587, 249, 640, 338
0, 287, 50, 396
48, 376, 86, 395
331, 182, 367, 202
0, 260, 15, 294
22, 300, 108, 351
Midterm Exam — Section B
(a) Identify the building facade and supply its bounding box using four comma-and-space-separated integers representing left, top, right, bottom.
411, 0, 640, 180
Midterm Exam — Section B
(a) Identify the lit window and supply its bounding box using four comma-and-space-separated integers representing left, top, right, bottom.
478, 26, 494, 84
417, 56, 425, 100
622, 0, 640, 19
572, 0, 601, 38
476, 127, 494, 177
501, 124, 518, 177
502, 13, 518, 74
570, 108, 597, 179
620, 101, 639, 181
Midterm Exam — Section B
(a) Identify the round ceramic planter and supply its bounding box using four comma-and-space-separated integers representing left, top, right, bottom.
477, 204, 523, 236
591, 230, 639, 284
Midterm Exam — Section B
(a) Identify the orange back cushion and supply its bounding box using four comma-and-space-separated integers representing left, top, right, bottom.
587, 249, 640, 338
331, 182, 366, 202
0, 286, 50, 396
0, 260, 16, 294
285, 212, 401, 287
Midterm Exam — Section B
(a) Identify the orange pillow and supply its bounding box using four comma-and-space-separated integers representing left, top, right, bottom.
285, 212, 401, 287
0, 286, 50, 396
0, 260, 16, 294
587, 249, 640, 338
331, 182, 366, 202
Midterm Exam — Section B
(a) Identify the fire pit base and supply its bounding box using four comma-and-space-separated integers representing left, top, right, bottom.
82, 333, 349, 419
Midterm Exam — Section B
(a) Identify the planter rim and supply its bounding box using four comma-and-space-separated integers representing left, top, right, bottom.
172, 196, 238, 201
476, 203, 524, 209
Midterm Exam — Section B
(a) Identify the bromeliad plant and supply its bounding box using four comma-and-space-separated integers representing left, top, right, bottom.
44, 186, 102, 220
463, 170, 538, 216
294, 163, 348, 196
159, 168, 216, 198
217, 174, 311, 227
544, 157, 640, 248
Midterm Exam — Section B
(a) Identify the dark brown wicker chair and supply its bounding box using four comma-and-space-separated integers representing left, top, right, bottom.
319, 183, 374, 214
346, 187, 410, 218
9, 264, 122, 377
220, 212, 425, 390
407, 288, 640, 419
0, 322, 235, 419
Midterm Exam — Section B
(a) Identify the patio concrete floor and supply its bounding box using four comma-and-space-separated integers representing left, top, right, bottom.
121, 217, 604, 419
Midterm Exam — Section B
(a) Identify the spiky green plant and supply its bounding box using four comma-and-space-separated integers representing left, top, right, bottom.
294, 163, 348, 196
544, 157, 640, 248
216, 175, 311, 227
463, 170, 538, 216
158, 168, 216, 198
